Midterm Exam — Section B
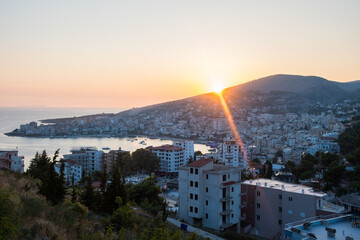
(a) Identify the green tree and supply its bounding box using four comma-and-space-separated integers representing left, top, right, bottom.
80, 176, 96, 210
260, 160, 273, 179
131, 149, 159, 174
323, 162, 345, 189
0, 190, 19, 240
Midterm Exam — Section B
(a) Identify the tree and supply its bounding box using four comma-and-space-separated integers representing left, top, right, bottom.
0, 190, 19, 240
27, 150, 65, 205
260, 160, 273, 179
80, 176, 96, 210
194, 150, 202, 160
323, 162, 345, 189
131, 149, 159, 174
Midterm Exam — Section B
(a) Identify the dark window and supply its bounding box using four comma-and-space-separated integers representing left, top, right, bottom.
223, 175, 227, 181
231, 201, 234, 205
195, 181, 198, 188
257, 191, 260, 197
278, 219, 282, 225
257, 203, 260, 208
232, 213, 234, 218
195, 169, 198, 174
195, 207, 198, 213
190, 193, 193, 199
195, 194, 198, 200
279, 207, 282, 212
206, 187, 208, 192
232, 187, 234, 192
289, 197, 293, 202
206, 213, 208, 219
279, 194, 282, 200
206, 174, 208, 179
190, 206, 193, 212
257, 215, 260, 221
190, 168, 193, 174
190, 181, 193, 187
228, 174, 230, 179
206, 200, 208, 205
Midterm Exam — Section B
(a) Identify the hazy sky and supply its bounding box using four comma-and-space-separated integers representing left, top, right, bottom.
1, 0, 359, 108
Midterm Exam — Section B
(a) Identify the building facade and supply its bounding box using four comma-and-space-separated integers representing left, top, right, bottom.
104, 148, 130, 173
148, 145, 185, 174
241, 179, 341, 239
179, 158, 241, 231
0, 150, 24, 173
54, 160, 82, 185
63, 147, 104, 175
173, 140, 194, 164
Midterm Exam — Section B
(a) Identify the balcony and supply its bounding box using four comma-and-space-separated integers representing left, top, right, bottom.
220, 196, 233, 201
240, 191, 246, 196
241, 202, 246, 208
241, 214, 247, 221
221, 209, 233, 215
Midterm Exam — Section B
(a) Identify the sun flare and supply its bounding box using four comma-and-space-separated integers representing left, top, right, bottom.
212, 82, 224, 94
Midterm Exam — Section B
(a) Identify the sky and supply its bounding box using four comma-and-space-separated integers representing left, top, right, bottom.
1, 0, 360, 108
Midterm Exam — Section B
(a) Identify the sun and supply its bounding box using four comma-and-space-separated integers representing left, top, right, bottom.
212, 82, 224, 94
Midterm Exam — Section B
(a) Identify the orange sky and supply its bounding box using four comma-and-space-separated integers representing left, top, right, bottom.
1, 1, 360, 108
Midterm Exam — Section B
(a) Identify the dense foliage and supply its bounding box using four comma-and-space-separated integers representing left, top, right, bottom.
338, 122, 360, 165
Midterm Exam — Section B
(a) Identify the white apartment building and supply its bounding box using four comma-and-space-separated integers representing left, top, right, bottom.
221, 140, 247, 168
63, 147, 104, 175
0, 150, 24, 173
173, 140, 194, 163
179, 158, 241, 231
241, 179, 343, 239
148, 145, 185, 173
55, 160, 82, 185
104, 148, 130, 173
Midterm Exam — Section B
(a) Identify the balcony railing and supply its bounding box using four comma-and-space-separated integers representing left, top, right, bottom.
220, 196, 233, 201
221, 209, 233, 215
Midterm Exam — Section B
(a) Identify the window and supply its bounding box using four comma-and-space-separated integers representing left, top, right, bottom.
190, 181, 193, 187
231, 201, 234, 205
206, 213, 208, 219
206, 200, 208, 205
232, 187, 234, 192
223, 175, 227, 181
231, 213, 234, 218
190, 168, 193, 174
206, 187, 208, 192
289, 197, 293, 202
257, 215, 260, 221
206, 174, 208, 179
195, 194, 198, 200
279, 207, 282, 212
257, 203, 261, 209
190, 193, 193, 199
256, 191, 260, 197
195, 207, 198, 213
228, 174, 230, 179
300, 212, 306, 218
288, 210, 293, 215
190, 206, 193, 212
195, 181, 198, 188
278, 219, 282, 225
279, 194, 282, 200
195, 169, 198, 174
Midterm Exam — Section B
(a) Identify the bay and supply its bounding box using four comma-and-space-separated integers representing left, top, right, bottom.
0, 107, 210, 169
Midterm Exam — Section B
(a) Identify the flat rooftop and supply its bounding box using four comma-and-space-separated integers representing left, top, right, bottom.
286, 214, 360, 240
242, 178, 326, 197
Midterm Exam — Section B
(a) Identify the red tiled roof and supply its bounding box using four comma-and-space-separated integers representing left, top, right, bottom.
222, 181, 237, 186
187, 158, 213, 168
148, 145, 184, 151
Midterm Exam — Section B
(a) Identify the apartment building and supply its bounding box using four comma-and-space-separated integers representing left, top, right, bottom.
0, 150, 24, 173
221, 140, 247, 168
63, 147, 104, 175
241, 179, 342, 239
179, 158, 241, 231
104, 148, 130, 173
54, 160, 82, 185
148, 144, 185, 174
173, 140, 194, 163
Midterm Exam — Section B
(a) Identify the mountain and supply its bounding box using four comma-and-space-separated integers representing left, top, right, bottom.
224, 74, 360, 102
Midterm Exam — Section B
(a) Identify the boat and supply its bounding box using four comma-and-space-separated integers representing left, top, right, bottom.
139, 140, 146, 145
102, 147, 110, 150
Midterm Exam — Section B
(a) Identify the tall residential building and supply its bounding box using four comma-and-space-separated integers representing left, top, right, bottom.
148, 145, 185, 174
104, 148, 130, 173
54, 160, 82, 185
221, 140, 246, 168
241, 179, 344, 239
63, 147, 104, 175
179, 158, 241, 231
173, 140, 194, 163
0, 150, 24, 173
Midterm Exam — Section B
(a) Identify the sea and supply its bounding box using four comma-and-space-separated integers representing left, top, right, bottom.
0, 107, 211, 170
